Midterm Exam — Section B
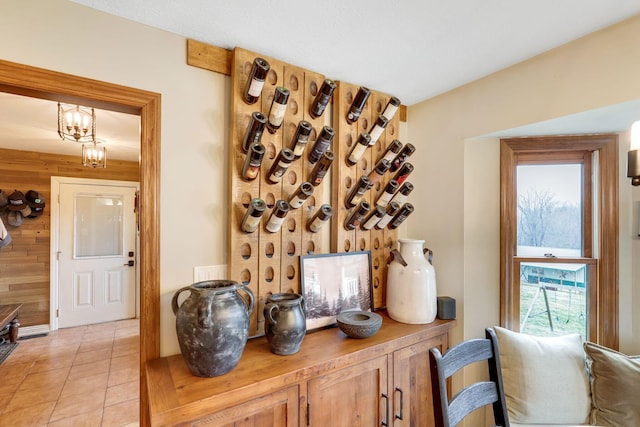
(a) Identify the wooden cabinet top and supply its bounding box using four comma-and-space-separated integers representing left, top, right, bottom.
146, 311, 456, 424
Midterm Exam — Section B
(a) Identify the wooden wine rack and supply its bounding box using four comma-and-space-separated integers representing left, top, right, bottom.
228, 47, 400, 337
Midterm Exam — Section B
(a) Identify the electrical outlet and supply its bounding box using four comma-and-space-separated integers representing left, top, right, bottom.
193, 264, 227, 282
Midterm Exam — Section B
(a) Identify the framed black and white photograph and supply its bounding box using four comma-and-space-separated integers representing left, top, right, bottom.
300, 251, 372, 331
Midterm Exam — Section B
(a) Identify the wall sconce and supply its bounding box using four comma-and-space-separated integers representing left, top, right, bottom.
628, 121, 640, 186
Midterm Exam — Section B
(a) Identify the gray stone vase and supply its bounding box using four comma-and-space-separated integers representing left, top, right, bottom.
264, 293, 306, 355
172, 280, 255, 377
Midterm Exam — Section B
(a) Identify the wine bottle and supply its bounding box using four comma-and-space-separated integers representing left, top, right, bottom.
389, 182, 414, 206
392, 162, 414, 185
288, 182, 314, 209
290, 120, 313, 159
375, 179, 399, 207
307, 204, 333, 233
389, 203, 414, 230
360, 205, 385, 230
241, 198, 266, 233
344, 175, 373, 209
389, 143, 416, 172
367, 158, 391, 186
265, 200, 290, 233
368, 115, 389, 146
375, 201, 401, 230
243, 57, 270, 105
309, 79, 336, 119
376, 139, 403, 164
381, 96, 401, 121
266, 148, 295, 184
266, 86, 290, 134
346, 132, 372, 166
242, 112, 267, 153
309, 150, 334, 186
346, 86, 371, 124
242, 143, 265, 181
308, 126, 335, 164
344, 201, 371, 231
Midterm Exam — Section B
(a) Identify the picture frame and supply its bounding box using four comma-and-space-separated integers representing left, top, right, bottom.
300, 251, 373, 331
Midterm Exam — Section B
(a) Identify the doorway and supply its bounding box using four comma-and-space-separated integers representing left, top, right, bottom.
0, 59, 160, 424
51, 177, 139, 329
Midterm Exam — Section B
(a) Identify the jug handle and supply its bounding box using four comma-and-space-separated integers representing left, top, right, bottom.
197, 297, 214, 328
388, 249, 407, 267
238, 283, 256, 316
171, 285, 192, 316
423, 248, 434, 265
265, 303, 279, 325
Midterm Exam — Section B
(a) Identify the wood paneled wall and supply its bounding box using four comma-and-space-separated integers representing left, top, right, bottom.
0, 148, 139, 327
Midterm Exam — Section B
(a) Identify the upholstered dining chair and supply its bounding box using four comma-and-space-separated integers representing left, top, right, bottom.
429, 328, 510, 427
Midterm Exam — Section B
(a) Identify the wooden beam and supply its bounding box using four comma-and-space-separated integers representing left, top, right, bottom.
187, 39, 232, 76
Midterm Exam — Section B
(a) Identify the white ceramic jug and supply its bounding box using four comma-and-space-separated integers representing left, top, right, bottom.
386, 238, 437, 324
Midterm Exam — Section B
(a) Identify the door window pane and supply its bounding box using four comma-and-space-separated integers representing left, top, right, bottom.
516, 164, 582, 257
519, 262, 588, 340
75, 194, 123, 257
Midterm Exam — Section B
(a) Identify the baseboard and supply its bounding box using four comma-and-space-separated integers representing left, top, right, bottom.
20, 324, 51, 337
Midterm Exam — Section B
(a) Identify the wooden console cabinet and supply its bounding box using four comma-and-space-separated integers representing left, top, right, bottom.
146, 312, 456, 426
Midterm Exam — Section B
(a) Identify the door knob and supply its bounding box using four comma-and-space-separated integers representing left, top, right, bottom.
124, 260, 135, 267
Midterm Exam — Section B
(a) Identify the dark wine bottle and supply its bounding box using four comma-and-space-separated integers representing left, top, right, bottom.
290, 120, 313, 159
367, 159, 391, 186
309, 150, 334, 186
288, 182, 314, 209
266, 86, 290, 134
389, 203, 414, 230
389, 182, 414, 206
242, 112, 267, 153
375, 179, 399, 207
344, 201, 371, 231
389, 143, 416, 172
241, 198, 266, 233
381, 96, 401, 121
375, 201, 401, 230
344, 175, 373, 209
368, 115, 389, 146
376, 139, 403, 164
242, 143, 265, 181
308, 126, 335, 164
265, 200, 290, 233
392, 162, 414, 185
307, 204, 333, 233
346, 86, 371, 124
266, 148, 295, 184
360, 205, 385, 230
309, 79, 336, 119
346, 132, 372, 166
243, 57, 270, 105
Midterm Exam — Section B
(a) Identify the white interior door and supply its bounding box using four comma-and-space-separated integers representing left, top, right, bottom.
57, 181, 137, 328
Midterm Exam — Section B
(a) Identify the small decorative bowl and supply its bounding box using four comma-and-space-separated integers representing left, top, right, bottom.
336, 311, 383, 339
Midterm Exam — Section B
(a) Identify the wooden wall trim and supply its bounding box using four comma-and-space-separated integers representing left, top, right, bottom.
186, 39, 408, 123
0, 59, 161, 426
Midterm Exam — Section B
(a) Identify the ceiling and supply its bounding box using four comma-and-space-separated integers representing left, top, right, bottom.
2, 1, 640, 161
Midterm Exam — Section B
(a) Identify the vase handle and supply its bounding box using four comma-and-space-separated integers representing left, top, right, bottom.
388, 249, 407, 267
237, 283, 255, 316
264, 303, 279, 325
171, 285, 192, 316
423, 248, 434, 265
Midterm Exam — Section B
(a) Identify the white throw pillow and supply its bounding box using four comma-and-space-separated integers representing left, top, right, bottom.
493, 326, 591, 425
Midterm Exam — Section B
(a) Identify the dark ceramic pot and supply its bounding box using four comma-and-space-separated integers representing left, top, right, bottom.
264, 293, 306, 355
172, 280, 255, 377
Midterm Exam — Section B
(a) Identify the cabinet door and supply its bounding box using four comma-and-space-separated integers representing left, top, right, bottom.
392, 336, 446, 426
307, 355, 388, 427
190, 386, 299, 427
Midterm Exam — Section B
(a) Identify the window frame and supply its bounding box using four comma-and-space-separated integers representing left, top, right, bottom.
500, 134, 619, 349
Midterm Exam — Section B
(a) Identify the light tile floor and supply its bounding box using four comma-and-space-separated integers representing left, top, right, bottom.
0, 318, 140, 426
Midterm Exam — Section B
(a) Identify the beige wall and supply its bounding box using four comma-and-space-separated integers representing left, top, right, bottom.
408, 13, 640, 355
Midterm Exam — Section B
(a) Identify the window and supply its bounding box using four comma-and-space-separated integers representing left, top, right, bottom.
500, 135, 619, 348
